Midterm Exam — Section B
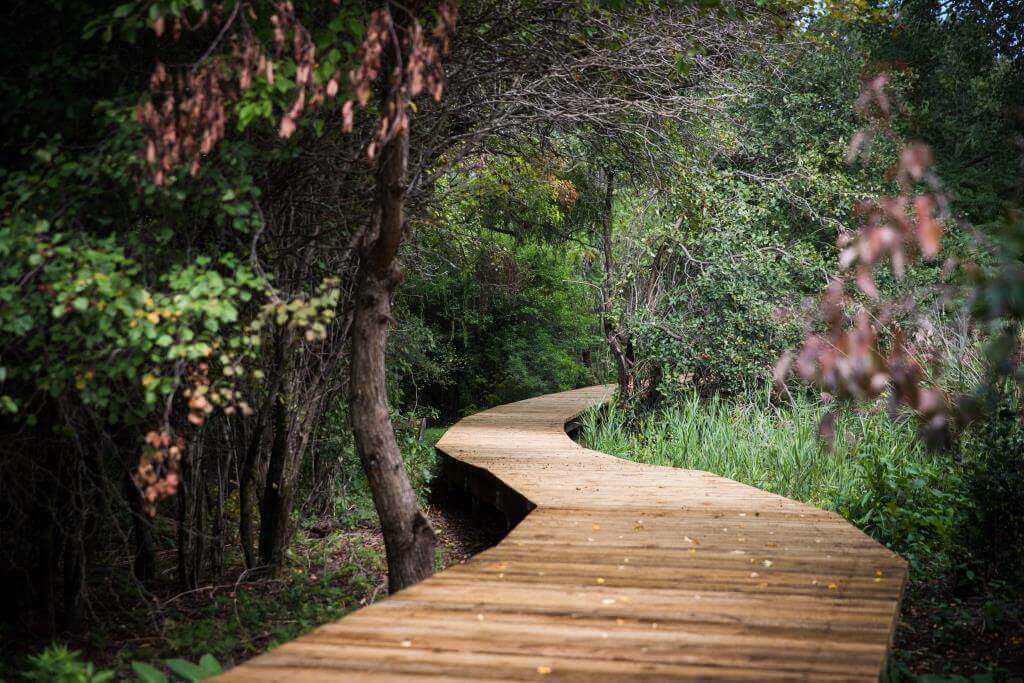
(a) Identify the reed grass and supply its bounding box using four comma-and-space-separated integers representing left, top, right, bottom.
579, 388, 929, 512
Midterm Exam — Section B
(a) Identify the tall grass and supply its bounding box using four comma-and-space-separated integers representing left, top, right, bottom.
579, 388, 930, 512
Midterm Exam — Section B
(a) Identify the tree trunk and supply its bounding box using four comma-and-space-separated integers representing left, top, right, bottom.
125, 472, 156, 582
176, 445, 206, 590
239, 330, 287, 569
237, 420, 258, 570
258, 384, 293, 573
598, 168, 635, 399
349, 9, 437, 592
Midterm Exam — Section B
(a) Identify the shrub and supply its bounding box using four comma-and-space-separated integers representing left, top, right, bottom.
838, 446, 962, 573
21, 646, 113, 683
956, 387, 1024, 585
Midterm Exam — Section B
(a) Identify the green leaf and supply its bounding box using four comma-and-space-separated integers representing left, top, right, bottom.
131, 662, 169, 683
165, 658, 209, 681
197, 655, 222, 676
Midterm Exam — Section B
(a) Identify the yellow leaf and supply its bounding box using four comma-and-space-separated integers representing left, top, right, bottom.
141, 374, 155, 387
537, 666, 552, 675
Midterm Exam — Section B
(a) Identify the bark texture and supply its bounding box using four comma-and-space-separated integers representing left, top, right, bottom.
349, 5, 437, 592
598, 169, 636, 400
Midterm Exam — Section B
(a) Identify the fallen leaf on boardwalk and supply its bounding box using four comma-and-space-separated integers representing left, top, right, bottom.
537, 666, 552, 675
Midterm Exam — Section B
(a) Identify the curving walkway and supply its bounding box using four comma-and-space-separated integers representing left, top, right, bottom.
220, 385, 907, 681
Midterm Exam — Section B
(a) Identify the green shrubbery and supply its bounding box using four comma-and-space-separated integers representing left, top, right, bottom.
21, 645, 222, 683
839, 446, 962, 572
955, 387, 1024, 586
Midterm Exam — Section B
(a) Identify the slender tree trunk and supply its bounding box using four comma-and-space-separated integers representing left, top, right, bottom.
125, 472, 156, 582
598, 168, 634, 399
34, 503, 58, 637
176, 446, 206, 590
237, 420, 258, 570
240, 331, 285, 569
349, 7, 437, 592
258, 383, 293, 573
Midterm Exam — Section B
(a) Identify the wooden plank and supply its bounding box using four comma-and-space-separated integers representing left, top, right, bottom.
217, 385, 907, 681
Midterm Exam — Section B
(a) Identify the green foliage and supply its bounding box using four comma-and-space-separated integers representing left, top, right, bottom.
399, 219, 598, 418
634, 218, 825, 397
602, 36, 894, 398
0, 98, 275, 423
130, 654, 221, 683
319, 408, 445, 527
21, 644, 223, 682
839, 445, 962, 572
22, 646, 114, 683
956, 387, 1024, 584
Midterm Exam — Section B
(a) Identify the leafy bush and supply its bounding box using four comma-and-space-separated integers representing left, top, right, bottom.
399, 231, 598, 418
20, 645, 222, 683
21, 646, 113, 683
839, 446, 962, 572
956, 387, 1024, 585
632, 224, 824, 398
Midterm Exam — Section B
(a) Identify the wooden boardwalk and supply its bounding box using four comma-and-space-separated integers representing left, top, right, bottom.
220, 385, 907, 681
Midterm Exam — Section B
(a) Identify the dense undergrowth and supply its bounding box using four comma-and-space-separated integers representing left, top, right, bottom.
7, 428, 450, 682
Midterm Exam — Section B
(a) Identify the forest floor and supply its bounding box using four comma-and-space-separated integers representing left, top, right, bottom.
892, 576, 1024, 680
2, 499, 501, 679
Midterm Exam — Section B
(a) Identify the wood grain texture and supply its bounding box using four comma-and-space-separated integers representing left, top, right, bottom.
218, 385, 907, 681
